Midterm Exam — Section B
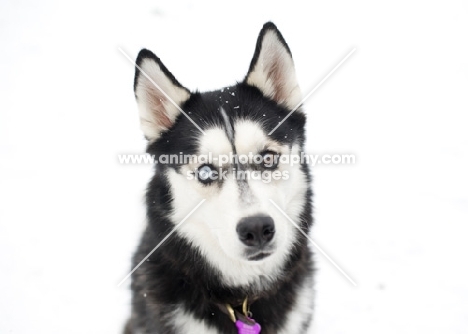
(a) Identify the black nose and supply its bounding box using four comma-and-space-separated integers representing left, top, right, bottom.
236, 215, 275, 247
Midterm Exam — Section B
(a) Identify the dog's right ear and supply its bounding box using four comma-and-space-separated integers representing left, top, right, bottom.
134, 49, 191, 142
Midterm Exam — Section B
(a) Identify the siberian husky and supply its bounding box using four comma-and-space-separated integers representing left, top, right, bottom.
124, 22, 314, 334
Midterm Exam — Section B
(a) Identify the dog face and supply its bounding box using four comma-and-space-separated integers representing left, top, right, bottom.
134, 23, 311, 287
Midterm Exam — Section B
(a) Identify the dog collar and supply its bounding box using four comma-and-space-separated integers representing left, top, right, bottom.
221, 297, 261, 334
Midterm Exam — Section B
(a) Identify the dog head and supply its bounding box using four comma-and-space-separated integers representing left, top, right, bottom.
133, 22, 311, 287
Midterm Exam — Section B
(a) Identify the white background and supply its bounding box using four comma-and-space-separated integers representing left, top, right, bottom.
1, 1, 467, 333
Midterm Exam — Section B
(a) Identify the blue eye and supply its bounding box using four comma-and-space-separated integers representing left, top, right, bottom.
197, 164, 216, 184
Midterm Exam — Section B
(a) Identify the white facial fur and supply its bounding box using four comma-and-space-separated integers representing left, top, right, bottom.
164, 121, 309, 288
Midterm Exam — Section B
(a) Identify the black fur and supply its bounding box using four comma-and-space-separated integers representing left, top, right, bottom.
125, 22, 314, 334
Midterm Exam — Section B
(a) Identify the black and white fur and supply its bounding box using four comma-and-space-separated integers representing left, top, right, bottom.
124, 22, 314, 334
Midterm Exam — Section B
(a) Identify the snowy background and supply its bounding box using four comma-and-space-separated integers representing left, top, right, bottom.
1, 0, 467, 333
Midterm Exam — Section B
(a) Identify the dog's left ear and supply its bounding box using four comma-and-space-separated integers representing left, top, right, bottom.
245, 22, 302, 110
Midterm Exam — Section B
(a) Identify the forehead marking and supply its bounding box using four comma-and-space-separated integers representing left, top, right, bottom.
219, 107, 234, 142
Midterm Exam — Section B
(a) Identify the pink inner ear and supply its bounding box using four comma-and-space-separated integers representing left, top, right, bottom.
266, 54, 288, 104
144, 86, 173, 130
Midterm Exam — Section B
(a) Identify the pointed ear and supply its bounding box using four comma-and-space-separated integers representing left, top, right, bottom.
134, 49, 191, 142
245, 22, 302, 110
